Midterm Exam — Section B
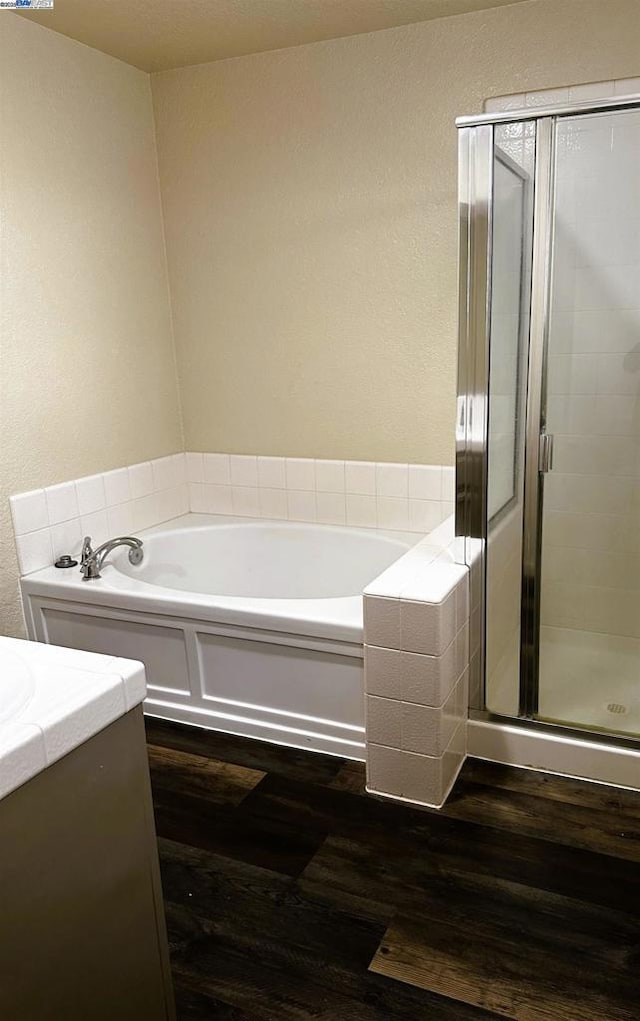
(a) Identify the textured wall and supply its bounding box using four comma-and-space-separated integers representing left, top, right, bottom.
151, 0, 640, 466
0, 16, 183, 637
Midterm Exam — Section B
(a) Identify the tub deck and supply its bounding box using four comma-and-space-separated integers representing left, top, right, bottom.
148, 717, 640, 1021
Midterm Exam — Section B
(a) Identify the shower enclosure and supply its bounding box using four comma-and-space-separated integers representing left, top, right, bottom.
457, 96, 640, 745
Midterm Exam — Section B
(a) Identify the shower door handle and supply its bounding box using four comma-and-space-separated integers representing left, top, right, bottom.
539, 433, 554, 473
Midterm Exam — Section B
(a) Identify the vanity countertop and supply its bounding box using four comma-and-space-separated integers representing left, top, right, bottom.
0, 637, 146, 800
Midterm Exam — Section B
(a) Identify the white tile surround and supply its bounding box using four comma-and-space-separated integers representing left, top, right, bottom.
9, 454, 454, 576
10, 454, 190, 576
484, 76, 640, 113
363, 518, 472, 809
185, 453, 454, 533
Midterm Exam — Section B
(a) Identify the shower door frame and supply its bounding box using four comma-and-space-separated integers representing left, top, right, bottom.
456, 93, 640, 746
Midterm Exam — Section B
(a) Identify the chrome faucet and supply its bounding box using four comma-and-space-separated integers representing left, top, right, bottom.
80, 535, 144, 580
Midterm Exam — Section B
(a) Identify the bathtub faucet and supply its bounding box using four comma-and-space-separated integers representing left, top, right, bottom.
80, 535, 144, 581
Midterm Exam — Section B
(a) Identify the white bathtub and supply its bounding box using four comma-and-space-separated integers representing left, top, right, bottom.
21, 514, 414, 758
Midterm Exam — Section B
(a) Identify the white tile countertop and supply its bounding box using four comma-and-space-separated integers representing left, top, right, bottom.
0, 637, 146, 801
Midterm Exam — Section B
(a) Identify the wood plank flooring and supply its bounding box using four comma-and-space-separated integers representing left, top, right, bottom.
146, 718, 640, 1021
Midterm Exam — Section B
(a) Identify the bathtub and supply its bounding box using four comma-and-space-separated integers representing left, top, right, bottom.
21, 514, 414, 758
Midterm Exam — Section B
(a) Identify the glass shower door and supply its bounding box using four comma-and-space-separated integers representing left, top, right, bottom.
484, 122, 534, 718
536, 109, 640, 738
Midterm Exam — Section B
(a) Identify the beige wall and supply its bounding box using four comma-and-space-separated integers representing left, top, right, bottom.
0, 15, 183, 636
151, 0, 640, 465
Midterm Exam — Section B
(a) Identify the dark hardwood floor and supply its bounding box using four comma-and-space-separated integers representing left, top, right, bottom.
146, 718, 640, 1021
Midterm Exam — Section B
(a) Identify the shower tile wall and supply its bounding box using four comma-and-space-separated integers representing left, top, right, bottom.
543, 110, 640, 644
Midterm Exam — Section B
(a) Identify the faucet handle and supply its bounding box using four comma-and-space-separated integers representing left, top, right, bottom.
80, 536, 93, 564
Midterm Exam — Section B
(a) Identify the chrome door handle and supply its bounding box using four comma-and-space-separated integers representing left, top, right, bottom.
539, 432, 554, 473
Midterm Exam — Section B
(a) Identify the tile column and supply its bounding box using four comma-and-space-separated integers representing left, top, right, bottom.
363, 538, 469, 808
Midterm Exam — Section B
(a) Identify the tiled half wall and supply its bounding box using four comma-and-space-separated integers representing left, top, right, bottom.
9, 453, 454, 576
10, 454, 190, 576
185, 454, 454, 532
363, 520, 474, 809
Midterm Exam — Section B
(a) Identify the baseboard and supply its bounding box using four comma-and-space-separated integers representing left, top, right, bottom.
144, 697, 366, 761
